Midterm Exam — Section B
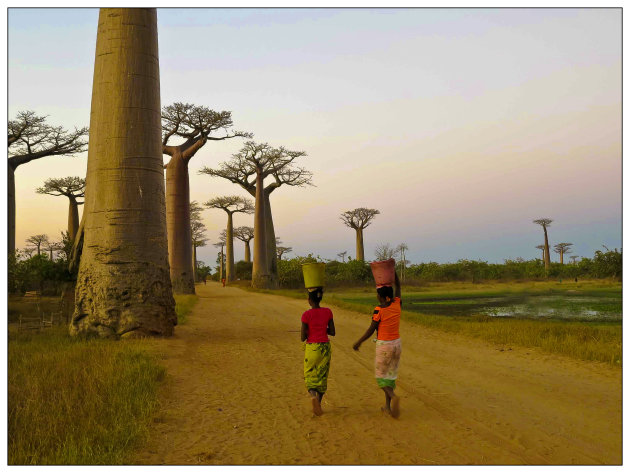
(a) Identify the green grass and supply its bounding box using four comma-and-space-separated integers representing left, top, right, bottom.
247, 280, 622, 367
8, 327, 165, 465
174, 294, 198, 325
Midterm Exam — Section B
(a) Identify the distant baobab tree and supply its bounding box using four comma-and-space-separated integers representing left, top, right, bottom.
205, 196, 254, 283
8, 111, 88, 255
162, 102, 252, 294
200, 141, 311, 289
374, 243, 396, 261
36, 176, 85, 241
234, 226, 254, 263
554, 242, 573, 264
72, 8, 176, 338
43, 239, 64, 261
275, 238, 292, 260
337, 251, 347, 262
340, 207, 380, 261
214, 230, 227, 280
26, 234, 49, 256
190, 201, 208, 282
396, 243, 408, 281
535, 244, 545, 261
569, 255, 580, 264
533, 218, 553, 271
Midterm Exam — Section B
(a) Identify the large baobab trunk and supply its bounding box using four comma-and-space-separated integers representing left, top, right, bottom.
263, 191, 278, 288
355, 227, 365, 261
8, 164, 15, 255
244, 241, 251, 263
166, 153, 195, 294
68, 195, 80, 241
252, 171, 270, 288
226, 213, 235, 282
71, 8, 176, 338
192, 243, 197, 282
543, 227, 550, 270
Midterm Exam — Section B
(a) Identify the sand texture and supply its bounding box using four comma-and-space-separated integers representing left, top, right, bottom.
133, 282, 621, 465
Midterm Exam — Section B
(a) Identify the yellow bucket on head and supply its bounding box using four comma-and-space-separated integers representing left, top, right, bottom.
302, 262, 325, 289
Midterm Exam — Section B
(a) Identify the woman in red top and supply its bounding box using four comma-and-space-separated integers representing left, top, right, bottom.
353, 272, 402, 418
301, 286, 335, 416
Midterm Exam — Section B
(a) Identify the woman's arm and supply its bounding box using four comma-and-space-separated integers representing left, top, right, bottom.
353, 320, 379, 351
301, 322, 309, 342
327, 319, 336, 336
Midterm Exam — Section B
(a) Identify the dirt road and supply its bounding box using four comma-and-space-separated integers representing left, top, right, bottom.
133, 282, 621, 465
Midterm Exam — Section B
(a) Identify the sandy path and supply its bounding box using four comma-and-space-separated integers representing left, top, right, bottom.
133, 282, 621, 465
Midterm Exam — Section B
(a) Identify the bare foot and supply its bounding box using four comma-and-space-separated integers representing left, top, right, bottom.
311, 396, 323, 416
381, 406, 391, 415
390, 395, 400, 418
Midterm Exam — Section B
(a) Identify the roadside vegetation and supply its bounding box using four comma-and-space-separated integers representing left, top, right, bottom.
7, 294, 198, 464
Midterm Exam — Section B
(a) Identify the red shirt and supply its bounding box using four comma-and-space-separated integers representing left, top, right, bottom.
301, 307, 333, 343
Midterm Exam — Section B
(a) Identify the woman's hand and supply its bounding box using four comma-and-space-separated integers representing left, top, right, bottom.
353, 341, 361, 351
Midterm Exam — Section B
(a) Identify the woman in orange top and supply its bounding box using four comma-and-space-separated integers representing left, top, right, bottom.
353, 271, 402, 418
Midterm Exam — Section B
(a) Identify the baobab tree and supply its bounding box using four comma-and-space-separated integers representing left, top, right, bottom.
213, 230, 227, 281
205, 196, 254, 283
43, 239, 63, 261
234, 226, 254, 263
275, 238, 292, 260
8, 111, 88, 254
72, 8, 176, 338
337, 251, 347, 262
341, 208, 380, 261
26, 234, 49, 256
190, 201, 208, 282
374, 243, 396, 261
536, 244, 545, 261
36, 176, 85, 241
554, 242, 573, 264
533, 218, 553, 271
199, 141, 311, 288
162, 103, 252, 294
569, 255, 580, 264
396, 243, 409, 281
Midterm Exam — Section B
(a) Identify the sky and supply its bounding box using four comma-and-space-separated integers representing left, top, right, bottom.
7, 7, 622, 266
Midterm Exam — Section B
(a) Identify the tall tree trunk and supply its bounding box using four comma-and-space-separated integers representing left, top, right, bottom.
226, 212, 235, 282
192, 243, 197, 282
560, 251, 564, 265
8, 164, 16, 255
49, 248, 54, 260
68, 195, 80, 241
263, 191, 278, 288
166, 153, 195, 294
355, 227, 365, 261
71, 8, 176, 338
244, 240, 251, 263
543, 226, 550, 271
252, 170, 270, 288
36, 244, 41, 256
219, 246, 224, 280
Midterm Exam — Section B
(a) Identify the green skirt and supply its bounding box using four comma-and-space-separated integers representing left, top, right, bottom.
303, 342, 331, 394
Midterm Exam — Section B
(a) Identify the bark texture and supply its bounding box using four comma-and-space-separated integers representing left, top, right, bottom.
71, 8, 176, 338
68, 196, 80, 241
166, 154, 195, 293
543, 227, 550, 270
244, 241, 251, 262
252, 170, 271, 287
8, 165, 15, 255
355, 227, 365, 261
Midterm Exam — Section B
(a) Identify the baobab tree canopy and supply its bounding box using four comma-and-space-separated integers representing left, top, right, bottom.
8, 110, 88, 254
341, 207, 380, 230
36, 176, 86, 240
199, 141, 311, 288
162, 102, 252, 294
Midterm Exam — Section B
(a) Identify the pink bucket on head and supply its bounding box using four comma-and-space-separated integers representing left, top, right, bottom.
370, 258, 395, 288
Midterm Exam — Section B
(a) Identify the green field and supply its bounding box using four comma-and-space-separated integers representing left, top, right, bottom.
250, 280, 622, 367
